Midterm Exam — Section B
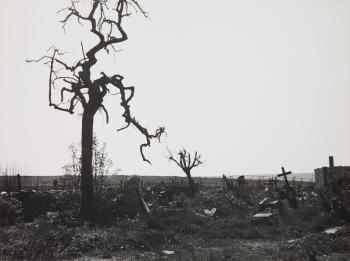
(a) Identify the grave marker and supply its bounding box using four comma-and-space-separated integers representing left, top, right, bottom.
277, 167, 292, 188
277, 167, 297, 208
16, 174, 21, 192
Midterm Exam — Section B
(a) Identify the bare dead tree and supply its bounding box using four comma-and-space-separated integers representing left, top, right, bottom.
28, 0, 165, 219
168, 149, 203, 196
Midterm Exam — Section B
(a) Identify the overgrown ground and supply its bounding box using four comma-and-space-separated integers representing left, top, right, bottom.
0, 187, 349, 260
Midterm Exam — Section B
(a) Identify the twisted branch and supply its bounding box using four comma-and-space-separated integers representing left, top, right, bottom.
28, 0, 164, 163
103, 73, 165, 163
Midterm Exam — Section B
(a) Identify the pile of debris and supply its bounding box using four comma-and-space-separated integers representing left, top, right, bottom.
0, 192, 23, 226
252, 197, 282, 224
282, 226, 349, 258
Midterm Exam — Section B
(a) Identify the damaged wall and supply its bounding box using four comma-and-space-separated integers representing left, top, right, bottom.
314, 157, 350, 190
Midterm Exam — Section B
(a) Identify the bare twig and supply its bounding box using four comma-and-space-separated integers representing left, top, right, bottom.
28, 0, 164, 164
168, 149, 203, 173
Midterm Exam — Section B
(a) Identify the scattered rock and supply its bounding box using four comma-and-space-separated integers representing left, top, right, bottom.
204, 208, 216, 217
252, 212, 274, 225
324, 227, 344, 235
253, 213, 273, 218
162, 250, 175, 255
259, 198, 268, 206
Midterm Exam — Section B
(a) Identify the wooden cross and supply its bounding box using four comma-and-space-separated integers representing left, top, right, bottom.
277, 167, 292, 188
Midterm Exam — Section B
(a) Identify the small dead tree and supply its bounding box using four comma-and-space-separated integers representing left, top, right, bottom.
168, 149, 203, 196
28, 0, 165, 218
62, 134, 114, 193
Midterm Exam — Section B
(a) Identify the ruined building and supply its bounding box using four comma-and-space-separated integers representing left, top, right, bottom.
314, 156, 350, 190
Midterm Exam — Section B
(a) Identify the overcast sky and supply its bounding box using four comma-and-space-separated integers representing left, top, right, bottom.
0, 0, 349, 177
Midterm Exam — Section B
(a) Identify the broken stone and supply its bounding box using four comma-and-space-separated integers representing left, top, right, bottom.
259, 198, 268, 205
140, 197, 150, 215
252, 212, 274, 225
0, 192, 7, 199
266, 200, 281, 209
193, 211, 207, 218
253, 213, 273, 218
123, 175, 141, 197
258, 198, 273, 211
311, 192, 318, 197
324, 227, 344, 234
204, 208, 216, 217
259, 198, 281, 210
162, 250, 175, 255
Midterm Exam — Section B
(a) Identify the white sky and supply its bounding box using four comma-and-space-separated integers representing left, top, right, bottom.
0, 0, 349, 177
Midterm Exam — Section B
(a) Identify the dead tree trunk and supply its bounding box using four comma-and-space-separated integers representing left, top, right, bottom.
80, 110, 95, 217
185, 170, 196, 195
28, 0, 165, 220
168, 149, 203, 197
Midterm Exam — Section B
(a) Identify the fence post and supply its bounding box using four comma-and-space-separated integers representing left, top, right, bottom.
53, 179, 58, 190
17, 174, 21, 192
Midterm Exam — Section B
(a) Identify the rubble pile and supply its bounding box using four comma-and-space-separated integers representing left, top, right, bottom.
0, 172, 349, 260
282, 226, 349, 256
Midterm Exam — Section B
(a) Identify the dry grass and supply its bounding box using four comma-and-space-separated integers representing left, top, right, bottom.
0, 188, 349, 260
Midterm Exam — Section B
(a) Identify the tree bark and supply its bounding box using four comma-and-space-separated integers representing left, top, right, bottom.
185, 171, 196, 197
80, 110, 95, 218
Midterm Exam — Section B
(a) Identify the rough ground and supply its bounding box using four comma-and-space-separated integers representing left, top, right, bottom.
0, 188, 349, 260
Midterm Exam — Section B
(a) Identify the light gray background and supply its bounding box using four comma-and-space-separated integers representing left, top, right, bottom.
0, 0, 349, 176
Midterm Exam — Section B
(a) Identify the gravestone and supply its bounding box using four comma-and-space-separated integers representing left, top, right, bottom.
53, 179, 58, 190
123, 175, 141, 197
222, 174, 234, 190
266, 178, 278, 196
115, 175, 149, 217
266, 178, 273, 192
237, 176, 249, 198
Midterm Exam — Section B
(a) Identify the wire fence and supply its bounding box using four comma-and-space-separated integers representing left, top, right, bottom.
0, 173, 315, 193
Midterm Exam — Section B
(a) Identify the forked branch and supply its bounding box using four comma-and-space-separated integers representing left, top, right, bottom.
28, 0, 164, 164
168, 149, 203, 173
98, 73, 166, 163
